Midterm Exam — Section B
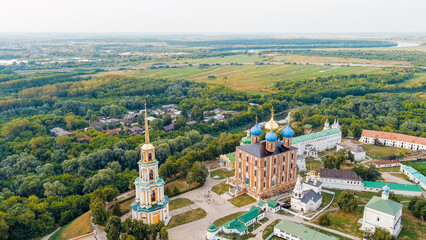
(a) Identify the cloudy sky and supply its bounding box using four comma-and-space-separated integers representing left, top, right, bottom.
1, 0, 425, 32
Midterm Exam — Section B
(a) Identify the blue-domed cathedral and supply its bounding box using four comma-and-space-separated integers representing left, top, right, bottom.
228, 109, 298, 199
131, 104, 171, 225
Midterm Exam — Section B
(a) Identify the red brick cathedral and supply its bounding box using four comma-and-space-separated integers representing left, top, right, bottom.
228, 110, 298, 199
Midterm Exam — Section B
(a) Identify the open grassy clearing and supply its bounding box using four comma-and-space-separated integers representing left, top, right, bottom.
165, 176, 200, 197
50, 211, 92, 240
399, 206, 426, 239
305, 157, 323, 171
212, 182, 230, 195
118, 198, 133, 215
129, 64, 385, 92
362, 144, 411, 160
314, 207, 363, 237
210, 169, 235, 179
167, 208, 207, 229
213, 211, 247, 226
169, 198, 194, 211
378, 166, 402, 173
228, 193, 256, 207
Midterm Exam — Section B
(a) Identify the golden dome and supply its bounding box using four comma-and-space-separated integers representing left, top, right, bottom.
265, 107, 279, 131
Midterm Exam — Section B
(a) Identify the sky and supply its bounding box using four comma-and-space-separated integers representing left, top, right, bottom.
0, 0, 425, 33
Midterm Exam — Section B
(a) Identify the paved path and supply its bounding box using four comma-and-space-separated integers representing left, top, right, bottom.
41, 227, 61, 240
168, 173, 252, 240
381, 172, 414, 185
170, 204, 199, 217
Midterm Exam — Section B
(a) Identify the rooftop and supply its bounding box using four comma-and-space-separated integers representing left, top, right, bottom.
361, 129, 426, 146
401, 165, 426, 186
237, 206, 262, 223
363, 181, 422, 192
267, 199, 279, 208
237, 140, 296, 158
301, 190, 322, 204
320, 168, 362, 182
222, 219, 247, 233
338, 140, 365, 153
365, 196, 402, 216
292, 128, 341, 144
274, 220, 339, 240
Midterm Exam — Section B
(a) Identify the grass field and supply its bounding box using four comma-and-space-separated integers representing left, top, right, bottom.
117, 198, 133, 216
50, 211, 92, 240
169, 198, 194, 211
228, 193, 256, 207
212, 182, 230, 195
362, 144, 410, 160
210, 169, 235, 179
399, 206, 426, 239
305, 157, 323, 171
167, 208, 207, 229
165, 177, 200, 196
128, 64, 385, 92
213, 211, 247, 226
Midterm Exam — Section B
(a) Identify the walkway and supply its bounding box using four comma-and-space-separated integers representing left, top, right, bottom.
41, 227, 61, 240
381, 172, 414, 185
170, 204, 199, 217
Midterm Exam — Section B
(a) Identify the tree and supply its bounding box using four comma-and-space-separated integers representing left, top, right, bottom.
186, 161, 208, 186
83, 168, 116, 193
43, 181, 66, 197
150, 119, 163, 131
352, 165, 380, 181
369, 227, 392, 240
160, 227, 169, 240
191, 105, 204, 122
55, 135, 71, 148
111, 200, 122, 216
337, 191, 357, 213
174, 116, 186, 130
318, 214, 331, 226
350, 123, 362, 139
1, 118, 30, 137
105, 216, 122, 240
29, 136, 45, 149
162, 114, 172, 126
341, 125, 349, 137
91, 199, 109, 225
408, 197, 426, 220
348, 151, 355, 162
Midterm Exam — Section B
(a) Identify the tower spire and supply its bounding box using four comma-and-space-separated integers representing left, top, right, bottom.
144, 102, 150, 144
255, 115, 258, 124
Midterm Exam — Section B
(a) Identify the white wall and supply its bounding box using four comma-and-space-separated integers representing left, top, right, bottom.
319, 178, 364, 191
360, 136, 426, 150
361, 207, 402, 237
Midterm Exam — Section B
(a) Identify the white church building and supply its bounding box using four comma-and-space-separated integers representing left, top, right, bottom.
291, 172, 323, 213
292, 119, 342, 157
360, 185, 403, 237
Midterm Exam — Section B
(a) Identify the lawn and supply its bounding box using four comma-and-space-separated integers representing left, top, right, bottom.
167, 208, 207, 229
378, 166, 402, 173
362, 144, 410, 160
314, 208, 363, 237
169, 198, 194, 211
320, 192, 334, 208
213, 211, 247, 226
262, 219, 281, 239
399, 206, 426, 239
131, 64, 385, 93
50, 211, 92, 240
305, 157, 323, 171
212, 182, 230, 195
210, 169, 235, 179
165, 176, 200, 197
228, 193, 256, 207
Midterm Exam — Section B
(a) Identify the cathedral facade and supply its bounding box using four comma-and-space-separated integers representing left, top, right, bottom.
130, 104, 171, 225
228, 110, 298, 199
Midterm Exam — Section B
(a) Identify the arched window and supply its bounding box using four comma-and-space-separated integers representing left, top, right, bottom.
148, 153, 152, 161
149, 169, 154, 180
151, 190, 156, 202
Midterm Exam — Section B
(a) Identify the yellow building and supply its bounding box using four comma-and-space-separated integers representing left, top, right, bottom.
131, 104, 171, 225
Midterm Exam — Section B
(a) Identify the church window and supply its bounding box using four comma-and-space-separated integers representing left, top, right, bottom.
272, 180, 275, 186
263, 181, 266, 188
255, 159, 258, 166
149, 169, 154, 180
246, 156, 249, 162
239, 162, 241, 168
254, 170, 257, 177
246, 166, 248, 172
148, 153, 152, 161
291, 153, 294, 160
291, 163, 293, 169
273, 167, 276, 175
377, 217, 380, 221
282, 176, 284, 182
254, 181, 257, 187
264, 170, 267, 177
264, 159, 267, 167
151, 190, 156, 202
239, 151, 242, 158
282, 165, 285, 171
274, 157, 277, 165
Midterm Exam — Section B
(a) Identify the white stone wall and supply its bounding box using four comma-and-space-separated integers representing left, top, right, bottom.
360, 136, 426, 150
374, 163, 400, 168
293, 132, 341, 156
319, 178, 364, 191
361, 207, 402, 237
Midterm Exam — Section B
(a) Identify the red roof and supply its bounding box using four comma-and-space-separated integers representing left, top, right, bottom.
374, 160, 400, 166
361, 129, 426, 146
77, 135, 92, 141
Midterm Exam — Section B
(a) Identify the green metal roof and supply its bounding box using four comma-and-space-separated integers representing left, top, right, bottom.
292, 128, 341, 144
401, 165, 426, 186
237, 206, 261, 223
365, 196, 402, 216
257, 200, 266, 207
274, 220, 339, 240
222, 219, 248, 233
363, 181, 422, 192
225, 152, 236, 163
131, 196, 170, 213
207, 224, 217, 232
267, 199, 279, 208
